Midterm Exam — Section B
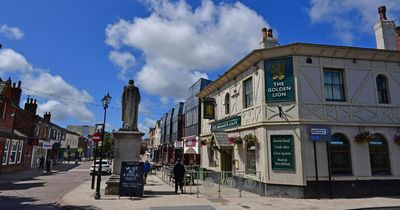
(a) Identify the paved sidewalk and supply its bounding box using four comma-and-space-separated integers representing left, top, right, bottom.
62, 174, 400, 210
0, 163, 81, 186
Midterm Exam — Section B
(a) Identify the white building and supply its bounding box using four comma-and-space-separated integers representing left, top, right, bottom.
198, 6, 400, 198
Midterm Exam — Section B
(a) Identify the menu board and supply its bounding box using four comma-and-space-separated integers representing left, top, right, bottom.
119, 161, 144, 197
271, 135, 295, 171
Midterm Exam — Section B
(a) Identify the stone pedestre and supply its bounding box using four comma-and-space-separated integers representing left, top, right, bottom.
105, 130, 144, 195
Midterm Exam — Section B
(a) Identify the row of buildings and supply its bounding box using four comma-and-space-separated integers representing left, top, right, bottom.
0, 77, 96, 174
148, 6, 400, 198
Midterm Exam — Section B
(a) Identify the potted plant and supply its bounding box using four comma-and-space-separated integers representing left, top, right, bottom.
228, 137, 243, 145
354, 131, 375, 144
243, 134, 257, 146
394, 135, 400, 145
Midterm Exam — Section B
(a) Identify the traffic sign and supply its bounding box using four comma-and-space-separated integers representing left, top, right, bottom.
309, 126, 331, 142
92, 132, 102, 143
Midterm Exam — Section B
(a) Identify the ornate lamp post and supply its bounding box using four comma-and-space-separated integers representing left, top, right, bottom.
94, 93, 111, 200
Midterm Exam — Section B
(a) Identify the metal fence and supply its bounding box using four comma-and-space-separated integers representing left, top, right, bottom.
160, 166, 263, 198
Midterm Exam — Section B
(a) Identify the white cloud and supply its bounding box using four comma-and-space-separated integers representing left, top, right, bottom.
0, 25, 24, 40
106, 0, 268, 99
0, 49, 32, 73
138, 117, 157, 134
0, 48, 96, 123
109, 51, 136, 79
308, 0, 400, 44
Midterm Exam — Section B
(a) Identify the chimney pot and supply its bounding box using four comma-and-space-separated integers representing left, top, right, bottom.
378, 6, 387, 20
17, 81, 21, 88
12, 83, 16, 88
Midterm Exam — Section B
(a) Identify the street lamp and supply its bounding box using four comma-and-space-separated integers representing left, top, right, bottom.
94, 93, 111, 200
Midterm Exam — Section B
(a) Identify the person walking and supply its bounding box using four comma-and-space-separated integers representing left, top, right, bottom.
173, 159, 185, 194
39, 156, 45, 170
143, 160, 151, 184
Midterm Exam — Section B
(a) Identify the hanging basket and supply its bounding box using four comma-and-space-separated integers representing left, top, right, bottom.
243, 134, 257, 146
354, 131, 375, 144
228, 137, 243, 145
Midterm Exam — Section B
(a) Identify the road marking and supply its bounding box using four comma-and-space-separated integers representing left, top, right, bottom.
69, 169, 90, 172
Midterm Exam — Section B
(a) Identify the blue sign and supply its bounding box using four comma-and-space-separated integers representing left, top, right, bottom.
309, 127, 331, 142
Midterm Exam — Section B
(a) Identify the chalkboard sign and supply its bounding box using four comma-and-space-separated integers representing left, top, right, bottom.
119, 161, 144, 197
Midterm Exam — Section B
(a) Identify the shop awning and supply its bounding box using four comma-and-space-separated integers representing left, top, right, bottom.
212, 132, 233, 149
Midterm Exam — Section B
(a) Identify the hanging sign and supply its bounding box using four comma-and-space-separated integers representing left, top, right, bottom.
265, 57, 295, 102
203, 98, 215, 119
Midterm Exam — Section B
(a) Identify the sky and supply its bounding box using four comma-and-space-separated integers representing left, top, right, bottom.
0, 0, 399, 136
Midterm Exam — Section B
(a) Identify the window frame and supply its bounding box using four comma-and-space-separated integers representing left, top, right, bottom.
224, 93, 230, 115
324, 69, 346, 102
376, 74, 390, 104
17, 140, 23, 163
369, 133, 391, 175
8, 139, 19, 164
243, 77, 253, 109
2, 139, 10, 165
328, 133, 352, 176
0, 101, 5, 120
245, 143, 256, 175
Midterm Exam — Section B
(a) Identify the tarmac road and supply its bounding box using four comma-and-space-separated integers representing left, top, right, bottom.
0, 161, 93, 210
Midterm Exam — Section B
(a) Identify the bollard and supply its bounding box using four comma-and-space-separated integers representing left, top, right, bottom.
196, 171, 199, 198
239, 175, 242, 197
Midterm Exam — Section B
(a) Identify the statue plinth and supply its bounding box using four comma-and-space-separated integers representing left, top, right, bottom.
105, 130, 144, 195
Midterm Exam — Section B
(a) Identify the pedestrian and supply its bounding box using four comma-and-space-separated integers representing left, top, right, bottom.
143, 160, 151, 184
39, 156, 45, 170
173, 159, 185, 194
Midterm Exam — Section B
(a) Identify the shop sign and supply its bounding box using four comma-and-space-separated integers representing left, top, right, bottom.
211, 116, 241, 132
309, 126, 331, 142
203, 98, 215, 119
119, 161, 144, 197
42, 142, 53, 150
185, 137, 197, 147
265, 57, 295, 102
271, 135, 295, 171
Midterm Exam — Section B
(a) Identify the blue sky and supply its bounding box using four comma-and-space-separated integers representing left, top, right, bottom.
0, 0, 399, 135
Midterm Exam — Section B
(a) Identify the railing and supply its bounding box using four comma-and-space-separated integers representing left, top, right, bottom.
160, 167, 263, 198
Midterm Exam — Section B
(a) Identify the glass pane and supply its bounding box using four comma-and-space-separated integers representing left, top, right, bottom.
332, 86, 343, 100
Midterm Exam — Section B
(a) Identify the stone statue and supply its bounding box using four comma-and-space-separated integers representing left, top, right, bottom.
120, 80, 140, 131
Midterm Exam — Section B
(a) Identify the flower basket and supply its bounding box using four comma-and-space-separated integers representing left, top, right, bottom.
394, 135, 400, 145
228, 137, 243, 145
243, 134, 257, 146
354, 131, 375, 144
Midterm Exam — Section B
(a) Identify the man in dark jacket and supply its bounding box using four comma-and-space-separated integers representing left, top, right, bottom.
173, 159, 185, 194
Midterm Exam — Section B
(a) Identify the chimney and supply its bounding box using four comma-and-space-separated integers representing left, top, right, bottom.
44, 112, 51, 123
24, 97, 38, 115
374, 5, 397, 50
10, 80, 22, 106
259, 27, 278, 48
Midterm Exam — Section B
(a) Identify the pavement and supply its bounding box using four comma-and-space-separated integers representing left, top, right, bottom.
2, 164, 400, 210
61, 172, 400, 210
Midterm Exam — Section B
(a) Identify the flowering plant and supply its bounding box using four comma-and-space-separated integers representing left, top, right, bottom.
243, 134, 257, 145
354, 131, 375, 143
228, 137, 243, 145
394, 135, 400, 145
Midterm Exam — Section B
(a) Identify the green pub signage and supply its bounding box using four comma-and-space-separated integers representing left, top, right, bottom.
211, 116, 241, 132
271, 135, 295, 171
265, 57, 295, 102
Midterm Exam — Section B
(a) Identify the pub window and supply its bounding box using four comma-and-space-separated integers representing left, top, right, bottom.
246, 143, 256, 174
328, 133, 352, 175
2, 139, 10, 165
9, 140, 19, 164
369, 133, 391, 175
376, 74, 389, 104
208, 145, 215, 167
17, 140, 23, 163
243, 77, 253, 108
324, 69, 345, 101
225, 93, 230, 115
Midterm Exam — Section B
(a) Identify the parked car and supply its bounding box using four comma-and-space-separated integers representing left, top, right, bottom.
90, 160, 111, 175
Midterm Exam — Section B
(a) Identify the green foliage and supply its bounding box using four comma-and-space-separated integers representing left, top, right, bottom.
243, 134, 257, 145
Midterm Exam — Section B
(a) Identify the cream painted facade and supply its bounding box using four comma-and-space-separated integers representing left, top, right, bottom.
198, 43, 400, 197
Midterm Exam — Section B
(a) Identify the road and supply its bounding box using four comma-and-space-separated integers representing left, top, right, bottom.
0, 161, 93, 210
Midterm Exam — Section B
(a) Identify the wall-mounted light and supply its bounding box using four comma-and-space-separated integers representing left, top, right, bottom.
306, 57, 312, 64
278, 105, 283, 118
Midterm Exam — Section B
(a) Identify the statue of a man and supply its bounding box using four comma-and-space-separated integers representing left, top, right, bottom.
121, 80, 140, 131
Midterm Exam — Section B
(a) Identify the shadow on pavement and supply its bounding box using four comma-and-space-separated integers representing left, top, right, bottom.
0, 181, 45, 191
145, 190, 179, 196
349, 207, 400, 210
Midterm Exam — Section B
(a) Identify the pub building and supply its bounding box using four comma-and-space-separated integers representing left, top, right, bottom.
197, 6, 400, 198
